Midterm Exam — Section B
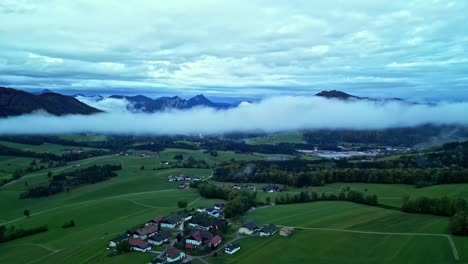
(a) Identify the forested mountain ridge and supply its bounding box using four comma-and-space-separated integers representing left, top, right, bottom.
0, 87, 101, 118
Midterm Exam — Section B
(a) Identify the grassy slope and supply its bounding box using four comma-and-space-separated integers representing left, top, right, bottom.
0, 140, 103, 155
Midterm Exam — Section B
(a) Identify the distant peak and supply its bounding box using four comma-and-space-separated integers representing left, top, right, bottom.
315, 90, 360, 100
41, 89, 54, 94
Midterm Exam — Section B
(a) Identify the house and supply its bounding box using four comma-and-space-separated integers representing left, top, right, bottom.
280, 226, 294, 237
188, 215, 225, 231
179, 212, 192, 221
146, 216, 165, 226
165, 247, 185, 263
210, 235, 222, 248
214, 203, 224, 210
238, 220, 263, 235
259, 224, 278, 237
108, 234, 129, 247
161, 214, 183, 229
185, 229, 213, 249
148, 231, 172, 246
224, 243, 240, 254
133, 225, 158, 239
205, 208, 222, 218
129, 237, 151, 252
264, 185, 279, 193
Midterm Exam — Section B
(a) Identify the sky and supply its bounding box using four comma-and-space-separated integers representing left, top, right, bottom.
1, 0, 468, 101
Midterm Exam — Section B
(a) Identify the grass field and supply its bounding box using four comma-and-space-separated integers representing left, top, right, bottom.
2, 135, 468, 264
207, 231, 456, 264
0, 140, 104, 155
324, 183, 468, 207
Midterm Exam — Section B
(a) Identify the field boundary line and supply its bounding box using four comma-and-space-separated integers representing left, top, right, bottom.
281, 225, 460, 261
1, 155, 112, 188
188, 197, 201, 206
3, 189, 177, 225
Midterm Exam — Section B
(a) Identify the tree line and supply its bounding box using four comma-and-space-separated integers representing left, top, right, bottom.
0, 225, 48, 243
20, 164, 122, 198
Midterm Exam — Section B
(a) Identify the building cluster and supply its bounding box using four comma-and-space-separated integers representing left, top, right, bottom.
114, 152, 159, 158
108, 203, 233, 263
231, 184, 256, 191
64, 148, 83, 153
168, 174, 201, 189
238, 219, 293, 238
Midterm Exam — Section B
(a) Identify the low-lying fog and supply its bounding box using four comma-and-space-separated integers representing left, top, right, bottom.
1, 96, 468, 135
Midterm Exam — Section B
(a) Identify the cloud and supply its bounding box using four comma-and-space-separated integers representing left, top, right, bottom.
0, 0, 467, 99
74, 96, 130, 113
0, 96, 467, 135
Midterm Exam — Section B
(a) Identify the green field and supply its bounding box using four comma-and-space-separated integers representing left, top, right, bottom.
208, 231, 455, 264
2, 136, 468, 264
0, 140, 104, 155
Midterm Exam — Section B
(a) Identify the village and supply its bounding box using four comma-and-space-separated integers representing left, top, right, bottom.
107, 200, 294, 263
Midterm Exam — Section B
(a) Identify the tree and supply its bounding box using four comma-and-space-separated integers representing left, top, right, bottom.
116, 240, 130, 253
450, 210, 468, 236
24, 209, 30, 218
47, 171, 52, 178
173, 154, 184, 161
265, 197, 271, 204
140, 165, 145, 170
178, 199, 188, 208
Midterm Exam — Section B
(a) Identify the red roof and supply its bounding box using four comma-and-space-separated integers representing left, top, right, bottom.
166, 247, 182, 259
190, 231, 203, 242
211, 235, 222, 245
153, 216, 165, 223
185, 243, 195, 249
135, 225, 158, 236
129, 237, 150, 249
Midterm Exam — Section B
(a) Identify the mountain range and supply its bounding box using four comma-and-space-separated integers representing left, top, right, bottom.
0, 87, 416, 118
0, 87, 101, 118
108, 94, 232, 113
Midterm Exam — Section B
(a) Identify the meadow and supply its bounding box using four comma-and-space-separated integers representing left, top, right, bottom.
2, 137, 468, 264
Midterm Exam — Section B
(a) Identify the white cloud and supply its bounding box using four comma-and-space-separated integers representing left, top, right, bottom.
0, 0, 467, 99
0, 96, 467, 135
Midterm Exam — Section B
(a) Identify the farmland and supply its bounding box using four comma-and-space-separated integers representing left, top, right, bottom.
1, 136, 468, 263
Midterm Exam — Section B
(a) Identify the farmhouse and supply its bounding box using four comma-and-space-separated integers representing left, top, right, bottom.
161, 214, 183, 229
224, 243, 240, 254
108, 234, 129, 247
179, 212, 192, 221
165, 247, 185, 263
210, 235, 222, 248
146, 216, 165, 226
259, 224, 278, 237
148, 230, 172, 246
185, 229, 213, 249
188, 215, 225, 230
238, 220, 263, 235
133, 225, 158, 239
280, 226, 294, 237
214, 203, 224, 210
129, 237, 151, 252
205, 207, 223, 218
264, 185, 279, 193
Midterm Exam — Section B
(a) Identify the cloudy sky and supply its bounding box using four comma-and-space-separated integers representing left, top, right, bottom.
1, 0, 467, 100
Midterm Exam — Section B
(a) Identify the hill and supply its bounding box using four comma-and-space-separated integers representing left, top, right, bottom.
0, 87, 102, 118
109, 94, 231, 112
